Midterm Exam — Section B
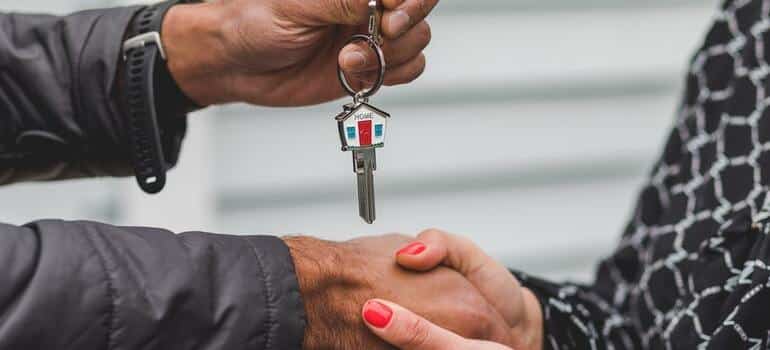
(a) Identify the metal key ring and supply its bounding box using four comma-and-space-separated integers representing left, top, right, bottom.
337, 34, 386, 100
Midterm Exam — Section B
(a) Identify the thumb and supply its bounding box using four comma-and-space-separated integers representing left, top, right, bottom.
362, 299, 512, 350
395, 229, 524, 327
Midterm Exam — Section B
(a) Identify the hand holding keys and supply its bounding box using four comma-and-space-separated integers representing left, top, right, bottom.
336, 0, 390, 224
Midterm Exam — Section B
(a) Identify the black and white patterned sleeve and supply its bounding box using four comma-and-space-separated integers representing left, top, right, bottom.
509, 1, 770, 349
513, 267, 643, 350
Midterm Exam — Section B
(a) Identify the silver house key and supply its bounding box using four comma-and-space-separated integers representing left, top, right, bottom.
335, 0, 390, 224
335, 101, 390, 224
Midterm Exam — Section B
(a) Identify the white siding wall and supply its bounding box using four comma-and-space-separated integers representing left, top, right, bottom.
0, 0, 719, 281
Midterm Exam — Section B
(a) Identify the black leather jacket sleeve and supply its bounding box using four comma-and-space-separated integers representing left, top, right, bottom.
0, 6, 186, 184
0, 220, 305, 350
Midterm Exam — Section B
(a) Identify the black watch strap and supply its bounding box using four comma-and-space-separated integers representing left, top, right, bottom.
122, 0, 198, 194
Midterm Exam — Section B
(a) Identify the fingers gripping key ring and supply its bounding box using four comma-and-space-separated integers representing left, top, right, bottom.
337, 0, 385, 100
338, 34, 386, 101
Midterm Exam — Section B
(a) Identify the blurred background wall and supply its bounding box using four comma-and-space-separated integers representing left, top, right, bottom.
0, 0, 719, 282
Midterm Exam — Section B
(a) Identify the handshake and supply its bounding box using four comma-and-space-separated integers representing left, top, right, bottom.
284, 230, 544, 350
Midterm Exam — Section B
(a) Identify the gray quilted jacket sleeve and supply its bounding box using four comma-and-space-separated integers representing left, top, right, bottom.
0, 7, 186, 184
0, 220, 306, 350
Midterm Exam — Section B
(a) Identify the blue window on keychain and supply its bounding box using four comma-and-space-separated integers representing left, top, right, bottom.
374, 124, 384, 137
347, 126, 357, 140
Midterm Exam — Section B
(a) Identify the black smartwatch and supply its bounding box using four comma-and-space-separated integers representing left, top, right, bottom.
121, 0, 200, 194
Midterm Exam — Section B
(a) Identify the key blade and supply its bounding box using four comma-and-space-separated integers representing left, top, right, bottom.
353, 149, 377, 224
357, 168, 376, 224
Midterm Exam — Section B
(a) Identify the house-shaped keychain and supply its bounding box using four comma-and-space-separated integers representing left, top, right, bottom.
336, 102, 391, 151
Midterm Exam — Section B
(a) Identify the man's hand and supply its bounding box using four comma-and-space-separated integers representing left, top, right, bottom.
283, 234, 515, 349
392, 229, 545, 350
160, 0, 436, 107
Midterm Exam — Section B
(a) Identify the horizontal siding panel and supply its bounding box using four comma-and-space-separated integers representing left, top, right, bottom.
0, 179, 118, 224
435, 0, 711, 13
401, 6, 714, 93
219, 175, 643, 282
213, 93, 677, 195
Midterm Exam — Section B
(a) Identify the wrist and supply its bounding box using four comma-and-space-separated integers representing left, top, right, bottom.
284, 237, 369, 349
161, 2, 229, 106
511, 288, 545, 350
284, 237, 347, 293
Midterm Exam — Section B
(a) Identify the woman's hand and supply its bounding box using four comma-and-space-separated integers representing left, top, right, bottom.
362, 298, 513, 350
161, 0, 436, 107
365, 229, 545, 350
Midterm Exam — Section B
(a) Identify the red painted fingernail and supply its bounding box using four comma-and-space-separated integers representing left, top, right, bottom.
397, 242, 426, 256
363, 301, 393, 328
